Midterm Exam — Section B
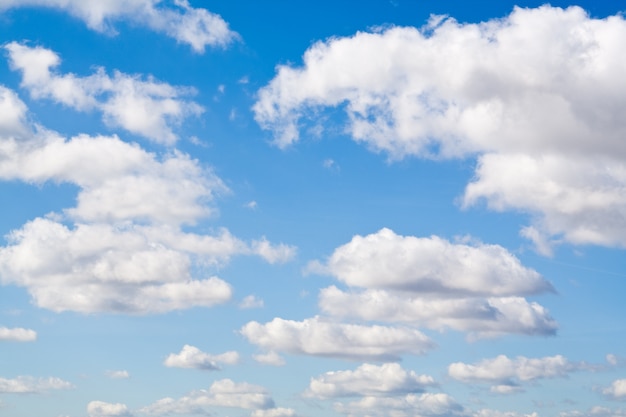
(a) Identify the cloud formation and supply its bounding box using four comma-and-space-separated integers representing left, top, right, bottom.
253, 6, 626, 251
0, 376, 73, 393
603, 379, 626, 400
0, 0, 238, 52
6, 42, 203, 144
164, 345, 239, 370
241, 316, 434, 361
333, 393, 467, 417
88, 401, 132, 417
0, 326, 36, 342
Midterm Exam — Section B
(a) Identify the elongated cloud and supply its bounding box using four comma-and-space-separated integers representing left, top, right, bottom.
0, 326, 36, 342
164, 345, 239, 370
240, 316, 434, 361
0, 0, 238, 52
0, 376, 73, 393
449, 354, 587, 393
305, 363, 435, 399
334, 393, 467, 417
88, 401, 132, 417
6, 42, 203, 144
254, 6, 626, 251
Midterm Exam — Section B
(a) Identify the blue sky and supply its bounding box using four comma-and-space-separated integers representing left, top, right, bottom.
0, 1, 625, 417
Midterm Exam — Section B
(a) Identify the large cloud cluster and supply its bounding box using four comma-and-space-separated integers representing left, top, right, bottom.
253, 6, 626, 253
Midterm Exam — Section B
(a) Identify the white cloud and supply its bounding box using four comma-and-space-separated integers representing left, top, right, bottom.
252, 351, 285, 367
560, 407, 626, 417
305, 362, 435, 399
240, 295, 264, 309
105, 370, 130, 379
164, 345, 239, 370
251, 408, 298, 417
333, 393, 467, 417
449, 354, 585, 393
463, 153, 626, 250
0, 86, 28, 137
318, 286, 557, 339
139, 379, 275, 415
475, 410, 538, 417
240, 316, 434, 361
0, 376, 73, 393
0, 0, 238, 52
6, 42, 204, 144
0, 326, 37, 342
87, 401, 132, 417
603, 379, 626, 400
253, 6, 626, 250
307, 228, 553, 297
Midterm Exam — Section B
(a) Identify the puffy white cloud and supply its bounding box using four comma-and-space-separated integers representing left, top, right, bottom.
603, 379, 626, 400
448, 354, 584, 393
164, 345, 239, 370
0, 326, 36, 342
240, 316, 434, 361
87, 401, 132, 417
0, 0, 238, 52
333, 393, 467, 417
251, 408, 298, 417
474, 410, 538, 417
253, 351, 286, 367
319, 286, 557, 339
253, 6, 626, 250
463, 153, 626, 251
0, 86, 28, 137
560, 407, 626, 417
139, 379, 275, 415
240, 295, 264, 309
6, 42, 204, 144
308, 228, 553, 297
104, 370, 130, 379
305, 362, 435, 399
0, 376, 73, 393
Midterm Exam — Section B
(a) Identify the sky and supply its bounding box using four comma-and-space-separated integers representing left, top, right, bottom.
0, 1, 625, 417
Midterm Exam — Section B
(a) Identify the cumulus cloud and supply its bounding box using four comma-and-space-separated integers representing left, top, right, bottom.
253, 351, 286, 367
251, 408, 298, 417
0, 326, 36, 342
6, 42, 204, 144
333, 393, 467, 417
319, 286, 557, 339
560, 407, 626, 417
0, 0, 238, 52
603, 379, 626, 400
139, 379, 276, 415
87, 401, 132, 417
240, 295, 264, 309
240, 316, 434, 361
164, 345, 239, 370
253, 6, 626, 250
0, 376, 73, 393
307, 228, 553, 297
449, 354, 587, 393
305, 363, 435, 399
0, 87, 296, 314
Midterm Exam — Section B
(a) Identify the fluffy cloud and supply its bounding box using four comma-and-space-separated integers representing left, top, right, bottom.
87, 401, 132, 417
333, 393, 467, 417
308, 228, 552, 297
305, 363, 435, 399
240, 295, 265, 309
0, 376, 73, 393
603, 379, 626, 400
0, 0, 238, 52
6, 42, 203, 144
449, 354, 585, 393
0, 326, 36, 342
475, 411, 538, 417
164, 345, 239, 370
560, 407, 626, 417
139, 379, 276, 415
253, 351, 285, 367
250, 408, 298, 417
253, 6, 626, 250
319, 286, 557, 339
240, 316, 434, 361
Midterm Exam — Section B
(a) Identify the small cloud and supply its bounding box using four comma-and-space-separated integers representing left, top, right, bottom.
217, 84, 225, 94
105, 370, 130, 379
244, 200, 258, 210
0, 326, 37, 342
238, 76, 249, 84
253, 351, 286, 366
322, 158, 339, 172
164, 345, 239, 370
229, 108, 237, 121
239, 295, 264, 309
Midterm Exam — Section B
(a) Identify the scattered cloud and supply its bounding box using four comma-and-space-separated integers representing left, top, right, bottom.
333, 393, 468, 417
164, 345, 239, 370
0, 0, 238, 52
87, 401, 132, 417
244, 200, 259, 210
105, 370, 130, 379
0, 376, 73, 393
240, 295, 264, 309
6, 42, 204, 144
0, 326, 36, 342
305, 362, 435, 399
603, 379, 626, 400
240, 316, 434, 361
474, 410, 538, 417
449, 354, 588, 393
253, 351, 285, 367
251, 408, 298, 417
